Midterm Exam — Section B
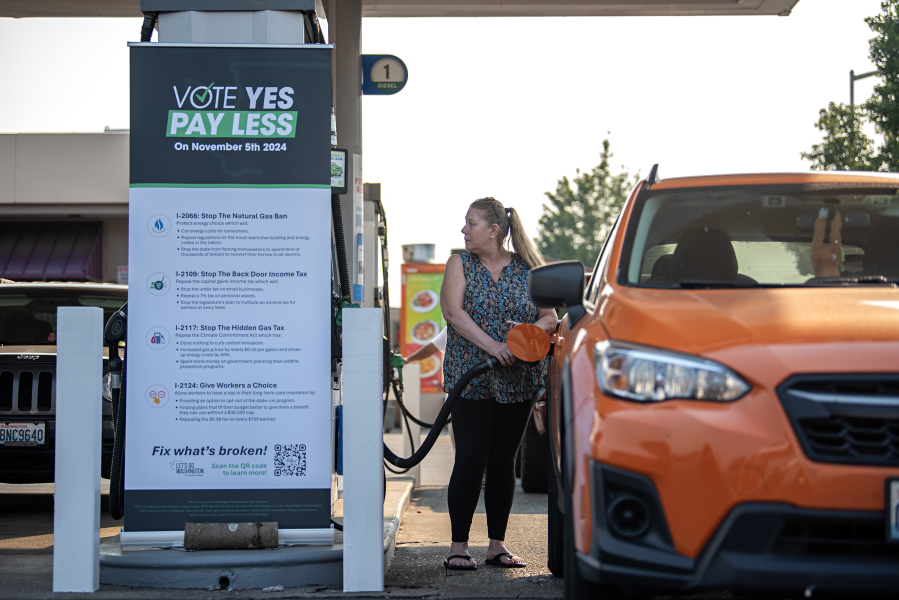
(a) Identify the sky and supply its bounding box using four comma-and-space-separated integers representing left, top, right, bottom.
0, 0, 888, 300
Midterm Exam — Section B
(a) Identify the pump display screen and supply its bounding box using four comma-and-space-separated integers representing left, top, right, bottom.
331, 148, 348, 195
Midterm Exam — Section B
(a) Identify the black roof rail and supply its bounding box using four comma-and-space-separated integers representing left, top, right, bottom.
646, 164, 660, 188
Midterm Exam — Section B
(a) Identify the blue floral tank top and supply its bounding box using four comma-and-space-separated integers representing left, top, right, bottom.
443, 252, 547, 403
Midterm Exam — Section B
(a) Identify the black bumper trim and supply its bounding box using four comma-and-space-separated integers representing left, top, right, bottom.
584, 465, 899, 593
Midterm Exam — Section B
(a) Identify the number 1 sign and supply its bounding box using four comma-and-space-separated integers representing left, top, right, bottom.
362, 54, 408, 95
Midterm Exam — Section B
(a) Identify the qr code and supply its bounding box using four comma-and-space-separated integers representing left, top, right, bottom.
274, 444, 307, 476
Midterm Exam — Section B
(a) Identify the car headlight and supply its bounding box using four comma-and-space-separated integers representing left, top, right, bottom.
594, 341, 749, 402
102, 370, 120, 402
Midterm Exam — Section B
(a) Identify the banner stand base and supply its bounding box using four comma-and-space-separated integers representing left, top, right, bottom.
100, 536, 343, 590
99, 479, 413, 590
119, 528, 335, 549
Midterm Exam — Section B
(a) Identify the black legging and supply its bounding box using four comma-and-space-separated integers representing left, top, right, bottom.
447, 396, 535, 542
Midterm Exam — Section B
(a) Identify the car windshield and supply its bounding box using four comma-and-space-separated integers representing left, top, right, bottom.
622, 184, 899, 287
0, 289, 125, 345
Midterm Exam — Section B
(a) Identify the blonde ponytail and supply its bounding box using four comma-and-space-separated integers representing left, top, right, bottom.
507, 207, 545, 269
469, 197, 545, 269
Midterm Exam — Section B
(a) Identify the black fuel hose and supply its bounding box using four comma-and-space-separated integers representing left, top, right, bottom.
109, 353, 126, 520
383, 357, 498, 469
394, 385, 450, 429
105, 305, 128, 520
140, 12, 158, 42
331, 194, 351, 298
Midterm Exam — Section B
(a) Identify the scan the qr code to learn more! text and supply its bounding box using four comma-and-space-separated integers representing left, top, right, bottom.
274, 444, 307, 476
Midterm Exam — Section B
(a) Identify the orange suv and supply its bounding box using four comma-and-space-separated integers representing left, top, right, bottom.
529, 172, 899, 598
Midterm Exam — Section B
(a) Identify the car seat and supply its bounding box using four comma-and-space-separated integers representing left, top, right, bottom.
863, 223, 899, 279
1, 317, 54, 345
645, 254, 674, 285
669, 228, 740, 282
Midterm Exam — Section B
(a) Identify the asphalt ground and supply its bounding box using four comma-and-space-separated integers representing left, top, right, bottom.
385, 484, 562, 598
0, 432, 858, 599
383, 430, 562, 597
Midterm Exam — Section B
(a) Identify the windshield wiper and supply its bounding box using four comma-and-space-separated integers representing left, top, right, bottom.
805, 276, 899, 286
675, 280, 758, 289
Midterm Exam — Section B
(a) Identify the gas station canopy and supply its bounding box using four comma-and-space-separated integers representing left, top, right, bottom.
0, 0, 801, 18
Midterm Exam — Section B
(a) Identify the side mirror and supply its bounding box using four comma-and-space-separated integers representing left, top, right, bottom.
528, 261, 587, 327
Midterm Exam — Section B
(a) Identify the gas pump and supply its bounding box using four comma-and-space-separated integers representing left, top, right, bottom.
99, 6, 553, 577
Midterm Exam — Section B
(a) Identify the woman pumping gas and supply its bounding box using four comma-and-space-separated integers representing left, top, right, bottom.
440, 197, 557, 570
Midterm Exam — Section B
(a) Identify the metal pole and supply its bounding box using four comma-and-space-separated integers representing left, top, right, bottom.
342, 309, 385, 593
401, 363, 422, 488
849, 69, 880, 152
850, 69, 881, 110
53, 307, 104, 592
332, 0, 364, 303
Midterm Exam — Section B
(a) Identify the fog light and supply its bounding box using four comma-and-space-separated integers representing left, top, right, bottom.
607, 494, 651, 539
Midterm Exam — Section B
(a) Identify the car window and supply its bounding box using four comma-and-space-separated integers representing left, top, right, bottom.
0, 291, 126, 345
586, 211, 623, 305
623, 186, 899, 287
639, 242, 866, 285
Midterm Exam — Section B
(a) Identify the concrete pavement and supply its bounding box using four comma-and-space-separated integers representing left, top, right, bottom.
0, 478, 414, 598
1, 431, 804, 599
1, 430, 561, 599
385, 484, 562, 598
383, 430, 563, 598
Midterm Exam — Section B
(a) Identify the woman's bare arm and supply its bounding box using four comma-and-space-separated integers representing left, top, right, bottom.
505, 308, 557, 333
441, 255, 513, 366
404, 343, 437, 364
535, 307, 558, 334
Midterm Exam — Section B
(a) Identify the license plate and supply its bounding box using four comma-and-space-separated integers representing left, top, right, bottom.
888, 478, 899, 543
0, 422, 46, 446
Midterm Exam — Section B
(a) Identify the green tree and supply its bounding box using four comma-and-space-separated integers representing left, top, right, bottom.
535, 140, 637, 267
803, 1, 899, 171
800, 102, 880, 171
865, 0, 899, 171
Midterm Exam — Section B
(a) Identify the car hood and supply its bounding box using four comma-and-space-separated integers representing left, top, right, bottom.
599, 286, 899, 357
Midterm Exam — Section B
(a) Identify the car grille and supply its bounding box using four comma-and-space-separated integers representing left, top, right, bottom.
790, 378, 899, 400
37, 372, 53, 411
776, 516, 899, 559
0, 371, 13, 411
777, 375, 899, 467
800, 416, 899, 462
0, 366, 56, 413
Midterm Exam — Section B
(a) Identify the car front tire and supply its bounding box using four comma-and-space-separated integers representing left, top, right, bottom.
547, 453, 565, 577
560, 373, 604, 599
520, 414, 549, 493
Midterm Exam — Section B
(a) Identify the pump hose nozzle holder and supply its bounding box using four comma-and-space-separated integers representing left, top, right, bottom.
383, 323, 551, 469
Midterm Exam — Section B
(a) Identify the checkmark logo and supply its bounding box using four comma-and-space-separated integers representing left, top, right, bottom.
196, 82, 214, 103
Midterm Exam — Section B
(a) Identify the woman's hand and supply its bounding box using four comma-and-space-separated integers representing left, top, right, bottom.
489, 341, 514, 367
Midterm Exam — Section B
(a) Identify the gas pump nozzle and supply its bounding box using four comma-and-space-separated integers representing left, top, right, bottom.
104, 303, 127, 374
383, 323, 552, 469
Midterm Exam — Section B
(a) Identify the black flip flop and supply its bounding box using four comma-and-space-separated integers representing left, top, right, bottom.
485, 552, 526, 568
443, 554, 477, 570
